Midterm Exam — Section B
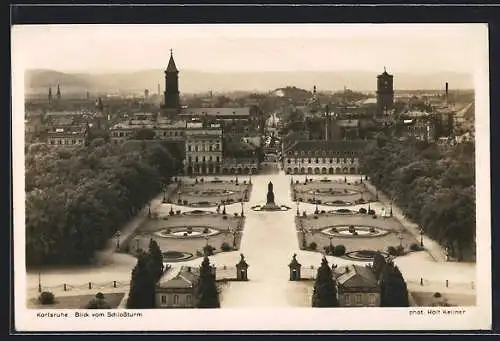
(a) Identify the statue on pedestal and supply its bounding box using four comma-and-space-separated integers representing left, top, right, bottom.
266, 181, 275, 205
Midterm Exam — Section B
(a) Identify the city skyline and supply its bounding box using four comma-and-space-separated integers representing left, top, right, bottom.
13, 24, 487, 74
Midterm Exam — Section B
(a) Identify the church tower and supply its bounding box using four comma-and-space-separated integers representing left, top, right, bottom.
56, 84, 61, 101
376, 67, 394, 116
163, 49, 180, 110
48, 87, 52, 102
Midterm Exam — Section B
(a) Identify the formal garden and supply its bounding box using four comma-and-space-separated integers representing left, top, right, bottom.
296, 208, 422, 260
122, 207, 245, 262
167, 177, 252, 208
290, 176, 375, 207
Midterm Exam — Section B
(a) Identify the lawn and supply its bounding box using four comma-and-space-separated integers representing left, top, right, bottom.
168, 179, 252, 207
410, 291, 476, 307
28, 292, 125, 309
291, 178, 375, 205
129, 211, 244, 261
296, 211, 419, 256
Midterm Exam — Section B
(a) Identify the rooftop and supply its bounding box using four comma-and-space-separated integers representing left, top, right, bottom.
157, 266, 200, 289
180, 107, 251, 117
336, 264, 379, 289
285, 139, 374, 154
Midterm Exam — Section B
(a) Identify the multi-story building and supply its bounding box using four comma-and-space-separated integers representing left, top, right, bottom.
46, 126, 87, 147
336, 265, 381, 308
283, 140, 374, 175
155, 266, 200, 308
184, 122, 223, 175
109, 118, 187, 144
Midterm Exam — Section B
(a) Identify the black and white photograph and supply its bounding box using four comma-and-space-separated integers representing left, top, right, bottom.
12, 23, 491, 331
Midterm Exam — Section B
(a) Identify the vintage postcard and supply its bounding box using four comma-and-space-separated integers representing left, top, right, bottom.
12, 23, 491, 331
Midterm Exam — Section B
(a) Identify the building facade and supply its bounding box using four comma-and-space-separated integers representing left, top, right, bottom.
184, 123, 223, 175
336, 265, 381, 308
376, 68, 394, 116
155, 266, 200, 308
283, 140, 373, 175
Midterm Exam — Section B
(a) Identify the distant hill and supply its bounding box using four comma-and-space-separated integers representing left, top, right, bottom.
25, 69, 474, 95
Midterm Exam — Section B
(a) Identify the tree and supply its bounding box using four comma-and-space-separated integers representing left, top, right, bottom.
371, 252, 387, 280
126, 252, 156, 309
195, 255, 220, 308
85, 292, 111, 309
148, 239, 164, 282
379, 261, 409, 307
311, 257, 339, 307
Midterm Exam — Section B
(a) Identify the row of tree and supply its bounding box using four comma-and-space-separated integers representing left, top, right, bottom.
25, 140, 177, 266
362, 136, 475, 261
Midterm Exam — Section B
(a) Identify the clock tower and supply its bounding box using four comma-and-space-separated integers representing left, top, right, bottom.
163, 49, 180, 112
376, 67, 394, 116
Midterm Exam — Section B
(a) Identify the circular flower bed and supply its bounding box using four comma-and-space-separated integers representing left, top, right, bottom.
343, 250, 391, 261
305, 187, 360, 196
183, 210, 215, 216
182, 188, 235, 197
328, 209, 358, 216
323, 200, 354, 206
162, 251, 193, 262
251, 204, 291, 212
188, 201, 217, 208
154, 226, 220, 239
321, 225, 390, 238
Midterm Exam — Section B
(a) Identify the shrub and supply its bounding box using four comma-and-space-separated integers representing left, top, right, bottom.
372, 215, 377, 219
323, 245, 335, 255
203, 244, 215, 256
222, 215, 228, 220
183, 200, 188, 205
317, 200, 322, 205
348, 225, 356, 233
221, 242, 232, 252
334, 245, 346, 256
410, 243, 423, 251
368, 209, 375, 215
308, 242, 318, 251
176, 210, 181, 215
369, 227, 376, 233
396, 245, 405, 255
169, 211, 175, 216
387, 246, 397, 256
177, 199, 182, 204
234, 213, 239, 217
38, 291, 55, 305
313, 215, 318, 219
203, 227, 210, 234
196, 250, 203, 257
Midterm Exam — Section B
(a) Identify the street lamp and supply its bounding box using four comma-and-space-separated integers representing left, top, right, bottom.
115, 231, 121, 249
420, 226, 424, 247
135, 237, 140, 253
147, 202, 151, 217
296, 200, 300, 216
38, 272, 42, 293
314, 190, 319, 215
398, 233, 404, 248
240, 200, 244, 216
390, 199, 393, 217
162, 184, 167, 202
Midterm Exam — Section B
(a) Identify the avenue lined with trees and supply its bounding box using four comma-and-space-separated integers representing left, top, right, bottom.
25, 140, 177, 267
361, 135, 475, 261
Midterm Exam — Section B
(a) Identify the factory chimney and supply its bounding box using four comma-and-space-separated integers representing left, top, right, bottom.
445, 82, 449, 105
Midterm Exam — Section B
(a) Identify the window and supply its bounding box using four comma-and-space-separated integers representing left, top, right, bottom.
188, 157, 192, 163
209, 156, 213, 161
287, 159, 291, 164
173, 295, 179, 304
186, 295, 192, 304
188, 145, 191, 152
216, 156, 220, 163
308, 158, 311, 163
195, 145, 198, 152
195, 156, 199, 163
329, 159, 333, 163
368, 294, 376, 306
355, 294, 362, 305
161, 295, 167, 304
344, 294, 351, 306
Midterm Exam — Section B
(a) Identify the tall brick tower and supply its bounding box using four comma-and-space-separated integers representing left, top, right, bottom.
162, 49, 180, 110
376, 67, 394, 116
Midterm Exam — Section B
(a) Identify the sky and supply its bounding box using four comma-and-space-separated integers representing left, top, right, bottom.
12, 24, 488, 74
